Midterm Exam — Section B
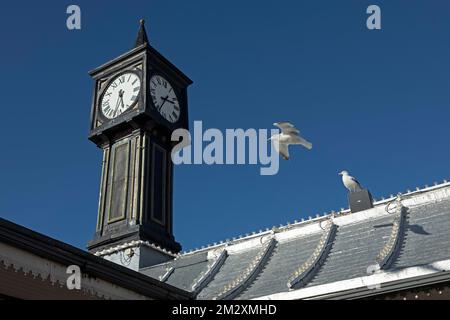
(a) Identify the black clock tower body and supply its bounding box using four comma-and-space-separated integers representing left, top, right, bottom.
87, 21, 192, 265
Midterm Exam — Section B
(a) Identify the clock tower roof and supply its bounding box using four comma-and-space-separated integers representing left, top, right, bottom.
134, 19, 149, 48
89, 20, 192, 86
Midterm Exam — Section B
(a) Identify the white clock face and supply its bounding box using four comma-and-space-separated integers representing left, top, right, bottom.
150, 75, 181, 123
100, 72, 141, 119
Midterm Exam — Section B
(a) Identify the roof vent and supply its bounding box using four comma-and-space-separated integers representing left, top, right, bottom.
348, 189, 374, 213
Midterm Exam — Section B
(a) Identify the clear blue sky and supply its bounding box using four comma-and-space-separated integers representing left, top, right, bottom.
1, 1, 450, 251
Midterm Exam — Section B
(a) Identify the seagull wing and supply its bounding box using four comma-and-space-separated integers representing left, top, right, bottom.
274, 121, 294, 128
273, 122, 312, 155
290, 135, 313, 150
274, 122, 300, 135
350, 176, 363, 190
285, 127, 300, 135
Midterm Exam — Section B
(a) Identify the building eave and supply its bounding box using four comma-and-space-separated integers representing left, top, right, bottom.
0, 218, 194, 300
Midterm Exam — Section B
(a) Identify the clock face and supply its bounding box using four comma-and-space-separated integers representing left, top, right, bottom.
100, 71, 141, 119
150, 75, 181, 123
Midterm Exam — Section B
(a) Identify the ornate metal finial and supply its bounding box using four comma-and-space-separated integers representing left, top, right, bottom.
134, 18, 149, 48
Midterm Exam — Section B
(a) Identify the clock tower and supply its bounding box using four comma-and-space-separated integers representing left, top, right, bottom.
87, 20, 192, 269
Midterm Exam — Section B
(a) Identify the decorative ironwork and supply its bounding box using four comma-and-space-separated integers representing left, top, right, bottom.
191, 248, 228, 293
213, 236, 276, 300
377, 195, 406, 268
287, 218, 336, 289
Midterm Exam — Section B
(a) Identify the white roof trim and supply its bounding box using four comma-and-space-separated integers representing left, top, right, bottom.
191, 248, 228, 293
181, 183, 450, 256
253, 258, 450, 300
94, 240, 177, 257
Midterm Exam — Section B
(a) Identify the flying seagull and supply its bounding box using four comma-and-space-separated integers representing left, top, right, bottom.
339, 170, 363, 192
269, 122, 312, 160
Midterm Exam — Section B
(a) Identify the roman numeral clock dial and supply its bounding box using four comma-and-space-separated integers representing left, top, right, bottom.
150, 75, 181, 123
99, 72, 141, 119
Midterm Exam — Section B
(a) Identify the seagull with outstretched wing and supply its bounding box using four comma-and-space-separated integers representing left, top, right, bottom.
339, 170, 363, 192
269, 122, 312, 160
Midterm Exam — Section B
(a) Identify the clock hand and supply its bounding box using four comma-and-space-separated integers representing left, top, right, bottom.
112, 97, 120, 116
161, 96, 175, 104
158, 96, 168, 111
119, 95, 125, 110
113, 90, 124, 116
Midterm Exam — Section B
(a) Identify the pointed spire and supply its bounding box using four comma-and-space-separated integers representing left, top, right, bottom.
134, 19, 149, 48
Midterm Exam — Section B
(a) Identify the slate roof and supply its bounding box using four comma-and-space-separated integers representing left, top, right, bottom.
139, 181, 450, 300
392, 200, 450, 269
305, 215, 392, 288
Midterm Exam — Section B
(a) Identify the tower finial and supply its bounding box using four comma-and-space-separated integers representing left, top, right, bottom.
134, 18, 149, 48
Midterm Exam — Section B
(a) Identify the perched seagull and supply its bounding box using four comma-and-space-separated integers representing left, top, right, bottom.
269, 122, 312, 160
339, 170, 363, 192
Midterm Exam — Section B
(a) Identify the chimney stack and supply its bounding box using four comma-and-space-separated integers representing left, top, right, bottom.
348, 189, 374, 213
